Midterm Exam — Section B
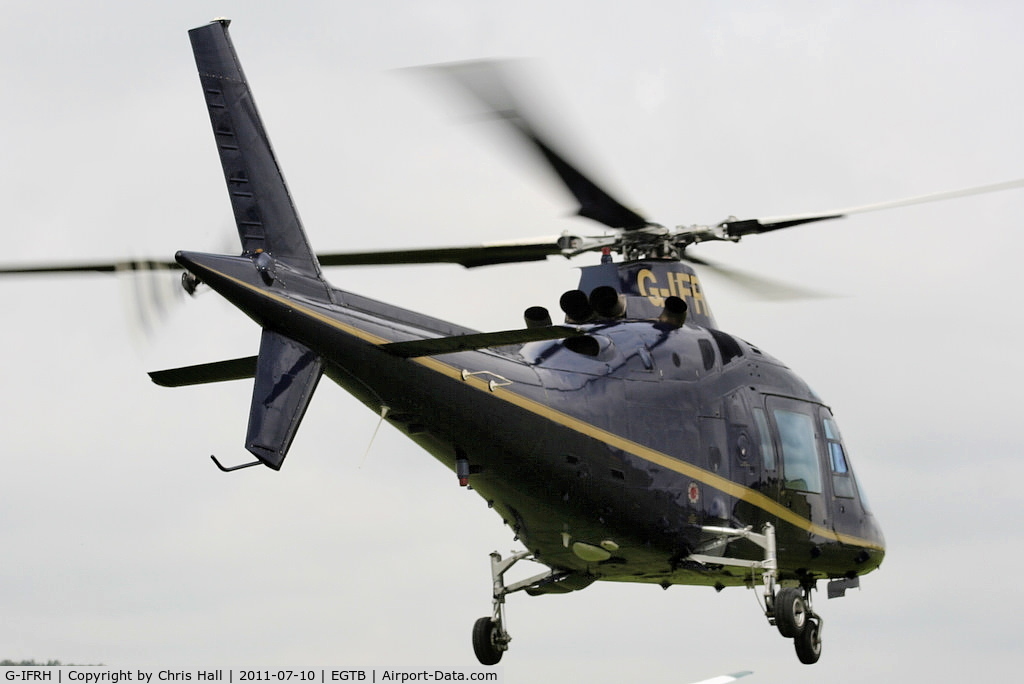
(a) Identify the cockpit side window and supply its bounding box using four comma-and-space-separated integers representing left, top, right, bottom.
823, 415, 856, 498
773, 408, 822, 493
751, 407, 776, 471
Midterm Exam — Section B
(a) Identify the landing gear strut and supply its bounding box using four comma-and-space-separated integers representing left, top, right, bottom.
471, 550, 563, 666
693, 523, 823, 665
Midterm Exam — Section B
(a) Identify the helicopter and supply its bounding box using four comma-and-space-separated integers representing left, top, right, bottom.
4, 19, 1023, 667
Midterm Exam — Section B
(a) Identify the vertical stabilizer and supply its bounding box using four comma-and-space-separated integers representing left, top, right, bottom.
185, 20, 328, 472
246, 329, 323, 470
189, 19, 322, 276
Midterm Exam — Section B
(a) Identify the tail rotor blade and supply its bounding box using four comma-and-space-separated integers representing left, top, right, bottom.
116, 262, 185, 343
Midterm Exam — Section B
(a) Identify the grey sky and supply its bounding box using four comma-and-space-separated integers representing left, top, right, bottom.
1, 2, 1022, 682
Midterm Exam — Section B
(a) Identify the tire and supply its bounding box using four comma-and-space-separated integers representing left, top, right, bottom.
774, 587, 808, 638
472, 616, 503, 666
795, 618, 822, 664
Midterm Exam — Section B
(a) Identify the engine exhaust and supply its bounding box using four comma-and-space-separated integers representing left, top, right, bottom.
658, 296, 688, 328
524, 306, 553, 328
559, 290, 594, 324
589, 285, 626, 319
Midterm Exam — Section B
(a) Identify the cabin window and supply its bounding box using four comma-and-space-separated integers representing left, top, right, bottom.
751, 407, 776, 471
773, 408, 822, 493
709, 329, 743, 365
823, 416, 856, 498
698, 339, 716, 371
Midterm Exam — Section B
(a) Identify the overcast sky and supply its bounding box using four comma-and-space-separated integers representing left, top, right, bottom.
2, 1, 1022, 682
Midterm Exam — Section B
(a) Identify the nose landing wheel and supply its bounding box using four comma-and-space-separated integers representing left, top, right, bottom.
794, 616, 823, 664
773, 586, 808, 638
769, 584, 823, 665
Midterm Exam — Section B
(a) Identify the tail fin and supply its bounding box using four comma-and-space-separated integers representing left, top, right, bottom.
175, 20, 326, 471
246, 330, 323, 470
149, 330, 322, 471
188, 19, 322, 276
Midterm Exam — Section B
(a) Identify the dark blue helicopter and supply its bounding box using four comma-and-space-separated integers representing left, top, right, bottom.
171, 20, 879, 666
6, 18, 1023, 667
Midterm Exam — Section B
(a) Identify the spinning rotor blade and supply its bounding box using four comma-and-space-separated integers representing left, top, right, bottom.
428, 60, 649, 230
683, 253, 828, 301
723, 177, 1024, 238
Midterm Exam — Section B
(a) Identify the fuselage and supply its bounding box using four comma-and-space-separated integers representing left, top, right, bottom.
179, 250, 885, 592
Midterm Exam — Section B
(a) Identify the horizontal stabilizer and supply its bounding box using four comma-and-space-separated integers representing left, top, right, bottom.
149, 356, 257, 387
381, 325, 582, 358
246, 330, 323, 470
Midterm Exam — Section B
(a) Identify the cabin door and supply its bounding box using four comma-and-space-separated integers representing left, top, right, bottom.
764, 396, 829, 531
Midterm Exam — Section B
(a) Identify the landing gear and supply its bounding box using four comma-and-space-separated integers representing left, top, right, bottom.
693, 523, 824, 665
470, 549, 564, 666
770, 584, 823, 664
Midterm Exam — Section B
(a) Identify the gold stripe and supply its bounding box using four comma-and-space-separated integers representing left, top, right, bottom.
212, 267, 883, 550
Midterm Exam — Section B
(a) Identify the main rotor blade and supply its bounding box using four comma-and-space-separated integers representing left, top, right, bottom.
684, 253, 829, 301
0, 239, 566, 276
317, 238, 564, 268
724, 177, 1024, 237
0, 259, 180, 275
427, 60, 649, 230
381, 325, 582, 358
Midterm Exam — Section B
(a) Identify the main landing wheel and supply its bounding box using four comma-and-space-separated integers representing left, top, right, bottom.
795, 617, 822, 664
472, 616, 504, 666
774, 587, 808, 638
